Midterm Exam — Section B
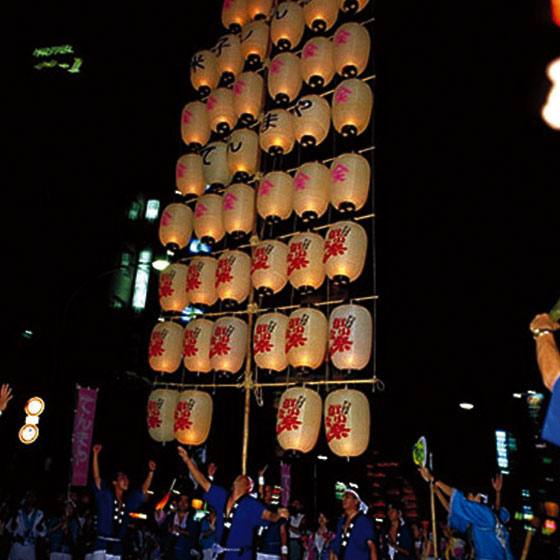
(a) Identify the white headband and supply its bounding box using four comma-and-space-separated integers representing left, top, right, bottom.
344, 489, 368, 514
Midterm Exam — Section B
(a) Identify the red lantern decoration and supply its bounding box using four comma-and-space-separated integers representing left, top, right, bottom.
222, 0, 250, 33
183, 318, 214, 373
293, 161, 331, 222
259, 109, 295, 155
148, 321, 185, 373
190, 49, 219, 98
287, 232, 325, 293
257, 171, 293, 223
251, 240, 289, 296
216, 250, 252, 306
323, 220, 367, 284
222, 183, 255, 239
159, 203, 193, 251
267, 52, 302, 105
233, 72, 264, 126
300, 36, 335, 89
285, 308, 328, 373
292, 95, 331, 148
271, 1, 305, 51
253, 312, 289, 372
240, 20, 269, 68
333, 22, 370, 78
201, 141, 232, 190
332, 78, 373, 137
210, 316, 248, 374
176, 154, 205, 199
181, 101, 211, 149
303, 0, 339, 33
194, 194, 225, 246
147, 389, 178, 442
186, 256, 218, 307
227, 128, 260, 183
213, 34, 244, 86
329, 152, 370, 213
206, 88, 236, 136
174, 390, 213, 446
159, 263, 189, 312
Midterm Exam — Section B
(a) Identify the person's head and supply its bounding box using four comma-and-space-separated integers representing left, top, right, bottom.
22, 490, 37, 512
178, 495, 190, 512
342, 491, 360, 513
387, 503, 402, 523
232, 474, 254, 495
263, 484, 274, 505
290, 499, 303, 513
65, 501, 75, 517
112, 470, 129, 493
411, 521, 423, 539
317, 512, 329, 529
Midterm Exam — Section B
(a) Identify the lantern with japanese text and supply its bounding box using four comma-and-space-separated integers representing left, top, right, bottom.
251, 240, 288, 296
332, 78, 373, 137
257, 171, 293, 223
216, 250, 252, 306
333, 22, 370, 78
222, 184, 255, 239
271, 1, 305, 51
176, 154, 205, 199
186, 256, 218, 307
190, 50, 219, 98
276, 387, 322, 452
210, 316, 248, 374
227, 128, 260, 183
324, 389, 370, 457
253, 312, 289, 372
181, 101, 211, 149
248, 0, 273, 20
194, 194, 225, 245
287, 232, 325, 294
222, 0, 250, 33
329, 152, 370, 212
340, 0, 370, 15
213, 34, 244, 86
267, 53, 302, 106
149, 321, 185, 373
328, 304, 372, 372
174, 390, 213, 446
259, 109, 295, 155
159, 263, 189, 312
206, 88, 236, 136
159, 203, 193, 251
233, 72, 264, 126
292, 95, 331, 148
183, 318, 214, 373
201, 142, 232, 191
240, 21, 269, 68
285, 308, 328, 373
300, 37, 335, 89
303, 0, 339, 33
323, 221, 367, 284
293, 161, 331, 222
147, 389, 178, 442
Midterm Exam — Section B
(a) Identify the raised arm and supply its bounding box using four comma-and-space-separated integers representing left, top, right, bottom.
530, 314, 560, 391
177, 446, 211, 492
418, 466, 454, 498
92, 444, 102, 490
491, 472, 503, 512
0, 383, 13, 413
142, 460, 156, 495
434, 485, 450, 512
262, 507, 290, 523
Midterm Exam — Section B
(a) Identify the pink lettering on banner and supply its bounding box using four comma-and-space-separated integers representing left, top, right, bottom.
294, 172, 310, 191
71, 387, 98, 486
182, 110, 193, 124
302, 43, 318, 60
334, 86, 353, 104
206, 96, 217, 111
161, 211, 173, 227
259, 179, 274, 196
223, 192, 238, 211
281, 462, 291, 507
176, 163, 187, 179
334, 29, 351, 46
270, 59, 284, 75
233, 80, 245, 95
195, 204, 208, 218
331, 163, 350, 183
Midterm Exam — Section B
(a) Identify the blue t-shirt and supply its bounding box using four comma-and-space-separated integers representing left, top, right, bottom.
199, 516, 217, 550
259, 518, 286, 554
48, 516, 79, 553
332, 513, 376, 560
543, 376, 560, 447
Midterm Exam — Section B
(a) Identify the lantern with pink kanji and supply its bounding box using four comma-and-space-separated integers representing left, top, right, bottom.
251, 240, 289, 296
210, 316, 248, 374
159, 203, 194, 251
323, 220, 367, 284
206, 88, 236, 136
213, 34, 244, 86
222, 184, 255, 239
159, 263, 189, 312
186, 256, 218, 307
190, 50, 219, 98
174, 390, 213, 446
341, 0, 370, 15
333, 22, 370, 78
181, 101, 211, 149
176, 154, 205, 199
222, 0, 250, 33
332, 78, 373, 137
248, 0, 273, 20
194, 194, 225, 246
300, 37, 335, 89
287, 232, 325, 294
147, 389, 178, 442
271, 1, 305, 51
293, 161, 331, 222
216, 250, 252, 306
328, 304, 372, 372
183, 318, 214, 373
233, 72, 264, 126
292, 95, 331, 148
256, 171, 294, 223
267, 53, 302, 106
285, 308, 328, 373
329, 152, 370, 213
324, 389, 370, 457
201, 142, 232, 191
240, 20, 269, 68
227, 128, 260, 183
259, 109, 295, 156
276, 387, 322, 452
149, 321, 185, 373
303, 0, 339, 33
253, 312, 289, 372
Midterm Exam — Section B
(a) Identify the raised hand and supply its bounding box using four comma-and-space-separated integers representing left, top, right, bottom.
0, 384, 13, 412
177, 446, 189, 462
93, 444, 102, 455
491, 472, 503, 492
418, 466, 433, 483
149, 460, 156, 472
258, 464, 268, 477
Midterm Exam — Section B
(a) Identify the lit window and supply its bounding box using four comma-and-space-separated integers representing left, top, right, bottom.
132, 250, 152, 311
145, 200, 160, 222
129, 201, 141, 221
120, 251, 132, 268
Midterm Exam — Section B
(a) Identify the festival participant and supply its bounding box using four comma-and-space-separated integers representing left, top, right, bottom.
6, 490, 47, 560
177, 446, 289, 560
381, 503, 413, 559
199, 506, 217, 560
91, 444, 155, 559
160, 494, 200, 560
0, 383, 13, 416
288, 499, 306, 560
47, 499, 80, 560
330, 489, 377, 560
304, 512, 335, 560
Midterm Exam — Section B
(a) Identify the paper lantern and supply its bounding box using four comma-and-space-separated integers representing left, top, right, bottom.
206, 88, 236, 136
213, 34, 244, 86
201, 142, 232, 190
186, 256, 218, 306
248, 0, 273, 20
329, 152, 370, 212
181, 101, 211, 149
233, 72, 265, 126
147, 389, 178, 442
194, 194, 225, 245
216, 250, 252, 306
257, 171, 293, 223
292, 95, 331, 148
300, 37, 335, 89
287, 232, 325, 293
210, 316, 248, 374
190, 49, 219, 98
303, 0, 339, 33
159, 203, 193, 251
323, 221, 367, 284
240, 21, 269, 68
259, 109, 295, 155
227, 128, 260, 183
285, 308, 328, 373
222, 0, 250, 33
267, 53, 302, 105
329, 304, 372, 371
251, 240, 288, 295
293, 161, 331, 222
271, 1, 305, 51
159, 264, 189, 312
340, 0, 370, 15
253, 312, 289, 372
324, 389, 370, 457
222, 183, 255, 239
333, 22, 370, 78
276, 387, 322, 452
176, 153, 205, 199
183, 318, 214, 373
175, 390, 213, 446
332, 78, 373, 137
148, 321, 185, 373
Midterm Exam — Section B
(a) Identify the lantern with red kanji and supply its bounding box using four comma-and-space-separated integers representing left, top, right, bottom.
240, 20, 269, 68
181, 101, 211, 149
174, 390, 213, 446
190, 50, 219, 98
194, 194, 225, 246
340, 0, 370, 15
216, 250, 252, 306
333, 22, 370, 78
159, 203, 193, 252
271, 1, 305, 51
303, 0, 339, 33
248, 0, 273, 20
332, 78, 373, 137
256, 171, 293, 223
267, 53, 302, 106
292, 95, 331, 148
147, 389, 178, 442
233, 72, 264, 126
300, 37, 335, 89
285, 308, 328, 373
176, 154, 205, 199
186, 256, 218, 307
210, 316, 248, 374
251, 240, 289, 296
213, 34, 244, 86
222, 183, 255, 239
222, 0, 250, 33
329, 152, 370, 213
201, 142, 232, 191
293, 161, 331, 222
324, 389, 370, 457
276, 387, 322, 452
227, 128, 260, 183
253, 312, 289, 372
323, 220, 367, 284
287, 232, 325, 294
149, 321, 185, 373
259, 109, 295, 156
159, 263, 189, 312
183, 318, 214, 373
206, 88, 236, 136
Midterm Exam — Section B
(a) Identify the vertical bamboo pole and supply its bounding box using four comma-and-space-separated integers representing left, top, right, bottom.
430, 484, 438, 559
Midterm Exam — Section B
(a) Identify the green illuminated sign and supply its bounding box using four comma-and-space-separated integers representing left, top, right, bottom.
33, 45, 82, 74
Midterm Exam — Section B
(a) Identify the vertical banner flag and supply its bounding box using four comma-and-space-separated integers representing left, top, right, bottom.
281, 461, 291, 507
71, 387, 98, 486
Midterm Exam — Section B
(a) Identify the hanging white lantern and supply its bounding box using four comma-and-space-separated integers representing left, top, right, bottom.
285, 308, 328, 373
253, 312, 289, 372
181, 101, 211, 149
227, 128, 260, 183
267, 52, 302, 105
213, 34, 244, 86
159, 203, 193, 251
222, 0, 250, 33
233, 72, 264, 126
190, 49, 219, 98
194, 194, 225, 246
240, 20, 269, 68
292, 95, 331, 148
210, 316, 248, 374
222, 183, 255, 239
175, 390, 213, 446
329, 152, 370, 213
183, 318, 214, 373
303, 0, 339, 33
323, 220, 367, 284
216, 250, 252, 306
293, 161, 331, 222
259, 109, 295, 155
201, 142, 232, 190
271, 1, 305, 51
276, 387, 322, 452
248, 0, 273, 20
149, 321, 185, 373
147, 389, 178, 442
300, 36, 335, 89
332, 78, 373, 137
287, 232, 325, 293
186, 256, 218, 307
176, 154, 205, 199
340, 0, 370, 15
333, 22, 370, 78
251, 240, 288, 295
257, 171, 294, 223
159, 263, 189, 312
206, 88, 237, 136
324, 389, 370, 457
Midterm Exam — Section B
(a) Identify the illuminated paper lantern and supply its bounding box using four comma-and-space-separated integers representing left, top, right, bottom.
329, 152, 370, 212
300, 37, 335, 89
227, 128, 260, 183
340, 0, 370, 15
333, 22, 370, 78
213, 34, 244, 86
276, 387, 322, 452
324, 389, 370, 457
267, 53, 302, 105
201, 142, 232, 190
147, 389, 178, 442
186, 256, 218, 306
303, 0, 339, 33
190, 49, 219, 98
332, 78, 373, 137
194, 194, 225, 245
285, 308, 328, 373
222, 0, 250, 33
251, 240, 288, 295
149, 321, 185, 373
253, 312, 289, 372
287, 232, 325, 293
159, 203, 193, 251
210, 316, 248, 374
248, 0, 273, 20
292, 95, 331, 148
206, 88, 236, 136
257, 171, 293, 223
216, 250, 252, 305
159, 263, 189, 312
259, 109, 295, 155
233, 72, 265, 126
271, 1, 305, 51
176, 153, 205, 198
183, 318, 214, 373
181, 101, 211, 149
329, 304, 372, 371
175, 390, 213, 446
240, 21, 269, 68
323, 221, 367, 284
293, 161, 331, 222
222, 183, 255, 239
